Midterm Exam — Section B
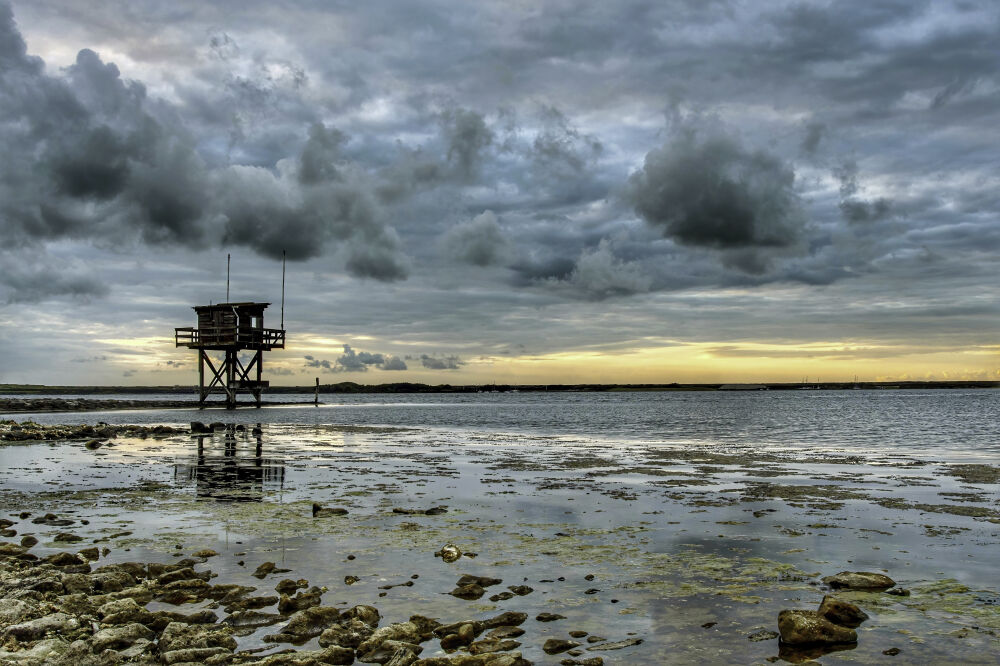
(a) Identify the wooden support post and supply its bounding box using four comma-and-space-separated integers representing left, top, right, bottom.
198, 351, 206, 408
314, 377, 319, 406
256, 350, 263, 408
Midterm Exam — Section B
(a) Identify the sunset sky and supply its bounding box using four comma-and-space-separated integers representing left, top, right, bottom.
1, 0, 997, 386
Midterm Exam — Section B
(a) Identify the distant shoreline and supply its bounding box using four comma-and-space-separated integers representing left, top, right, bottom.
1, 380, 996, 396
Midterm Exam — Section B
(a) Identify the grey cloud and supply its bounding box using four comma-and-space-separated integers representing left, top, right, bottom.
420, 354, 464, 370
567, 240, 651, 299
442, 108, 493, 178
307, 346, 408, 373
800, 122, 825, 156
627, 126, 807, 271
381, 356, 407, 371
840, 198, 892, 224
442, 210, 510, 267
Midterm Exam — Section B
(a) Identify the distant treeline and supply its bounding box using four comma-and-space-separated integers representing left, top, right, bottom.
1, 380, 997, 395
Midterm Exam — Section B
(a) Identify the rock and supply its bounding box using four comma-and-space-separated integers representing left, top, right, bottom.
777, 610, 858, 645
469, 638, 521, 655
544, 639, 581, 654
159, 621, 236, 653
276, 578, 309, 594
490, 592, 515, 602
279, 587, 324, 614
193, 548, 218, 558
560, 659, 603, 666
0, 638, 69, 664
319, 618, 376, 648
478, 611, 528, 631
436, 544, 462, 563
818, 595, 869, 627
345, 575, 361, 585
191, 421, 212, 433
536, 612, 566, 622
747, 629, 779, 642
91, 622, 155, 651
20, 535, 38, 548
161, 646, 233, 664
77, 546, 99, 561
3, 612, 79, 642
487, 626, 525, 640
0, 598, 36, 625
821, 572, 895, 590
568, 631, 588, 639
224, 594, 279, 612
313, 503, 349, 517
358, 621, 422, 654
586, 638, 643, 651
883, 647, 901, 656
342, 604, 381, 627
508, 585, 533, 596
99, 597, 155, 625
450, 583, 486, 600
360, 639, 423, 664
268, 606, 342, 642
84, 439, 104, 449
886, 588, 910, 597
457, 574, 502, 587
254, 561, 278, 578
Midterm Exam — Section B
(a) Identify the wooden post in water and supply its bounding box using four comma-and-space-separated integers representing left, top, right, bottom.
314, 377, 319, 406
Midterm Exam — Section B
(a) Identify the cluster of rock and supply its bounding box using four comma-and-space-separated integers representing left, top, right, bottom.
0, 399, 197, 414
777, 571, 898, 655
0, 421, 185, 442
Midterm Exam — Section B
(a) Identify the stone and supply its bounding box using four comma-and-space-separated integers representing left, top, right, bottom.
341, 604, 381, 627
469, 639, 520, 655
543, 639, 580, 655
536, 612, 566, 622
99, 597, 155, 625
84, 439, 104, 449
436, 544, 462, 563
91, 622, 155, 651
747, 629, 779, 642
254, 561, 277, 578
193, 548, 218, 558
821, 572, 895, 590
360, 639, 422, 665
450, 583, 486, 600
560, 659, 603, 666
270, 606, 342, 642
568, 631, 588, 638
0, 598, 36, 625
0, 638, 69, 664
319, 618, 376, 648
276, 578, 308, 594
20, 536, 38, 548
278, 587, 324, 614
159, 621, 236, 653
777, 610, 858, 645
457, 574, 502, 588
313, 503, 349, 517
508, 585, 533, 596
162, 646, 233, 664
818, 595, 869, 627
358, 621, 422, 654
3, 612, 79, 642
487, 626, 525, 640
77, 547, 99, 561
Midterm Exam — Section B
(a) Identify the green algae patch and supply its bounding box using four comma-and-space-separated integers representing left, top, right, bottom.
944, 464, 1000, 485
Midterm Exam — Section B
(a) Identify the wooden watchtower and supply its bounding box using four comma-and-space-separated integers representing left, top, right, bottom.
175, 302, 286, 409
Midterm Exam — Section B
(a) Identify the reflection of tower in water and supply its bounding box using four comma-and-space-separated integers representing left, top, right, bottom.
173, 426, 285, 502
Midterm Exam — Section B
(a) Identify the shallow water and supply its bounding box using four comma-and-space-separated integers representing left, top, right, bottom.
1, 390, 999, 663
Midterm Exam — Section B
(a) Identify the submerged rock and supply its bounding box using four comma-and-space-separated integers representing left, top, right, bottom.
777, 610, 857, 645
544, 639, 580, 654
436, 544, 462, 563
821, 571, 895, 590
818, 595, 869, 627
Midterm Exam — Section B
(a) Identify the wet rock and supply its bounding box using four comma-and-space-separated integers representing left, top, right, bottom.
313, 503, 349, 517
818, 595, 869, 627
98, 597, 155, 625
358, 621, 422, 654
341, 604, 381, 627
159, 621, 236, 653
259, 645, 357, 665
0, 598, 36, 625
883, 647, 901, 656
345, 575, 361, 585
19, 536, 38, 548
60, 572, 93, 595
3, 612, 79, 641
84, 439, 104, 450
560, 659, 603, 666
149, 609, 219, 631
777, 610, 858, 645
45, 551, 84, 567
90, 569, 136, 593
254, 561, 278, 578
0, 519, 12, 529
821, 571, 895, 591
450, 583, 486, 600
267, 605, 343, 643
487, 626, 525, 640
191, 421, 212, 433
436, 544, 462, 563
489, 592, 515, 602
32, 514, 74, 527
536, 612, 566, 622
470, 638, 521, 655
91, 622, 155, 651
478, 611, 528, 631
0, 542, 28, 557
279, 587, 324, 615
544, 639, 581, 654
457, 574, 502, 588
77, 547, 99, 561
586, 638, 643, 651
193, 548, 218, 558
0, 637, 69, 664
747, 629, 779, 642
408, 615, 442, 640
360, 639, 423, 664
224, 593, 278, 612
276, 578, 309, 594
157, 566, 209, 585
384, 646, 422, 666
507, 585, 533, 596
319, 618, 376, 648
886, 588, 910, 597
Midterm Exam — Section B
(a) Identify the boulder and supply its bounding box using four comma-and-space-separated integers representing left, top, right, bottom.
777, 610, 857, 645
91, 622, 155, 651
818, 595, 869, 627
3, 612, 79, 642
821, 571, 895, 590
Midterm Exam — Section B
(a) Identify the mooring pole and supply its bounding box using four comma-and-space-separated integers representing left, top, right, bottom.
314, 377, 319, 406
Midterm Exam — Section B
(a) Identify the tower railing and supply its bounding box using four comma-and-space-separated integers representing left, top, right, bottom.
175, 326, 285, 349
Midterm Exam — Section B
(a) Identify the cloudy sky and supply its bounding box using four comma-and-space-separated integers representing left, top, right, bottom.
1, 0, 997, 386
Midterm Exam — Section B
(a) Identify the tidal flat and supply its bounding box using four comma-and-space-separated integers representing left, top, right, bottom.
1, 418, 999, 664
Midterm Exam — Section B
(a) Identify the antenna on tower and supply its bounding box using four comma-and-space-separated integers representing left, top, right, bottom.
280, 250, 286, 330
226, 253, 231, 303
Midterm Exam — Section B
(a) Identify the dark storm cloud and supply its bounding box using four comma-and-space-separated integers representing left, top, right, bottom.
627, 126, 806, 273
442, 108, 493, 178
441, 211, 510, 267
